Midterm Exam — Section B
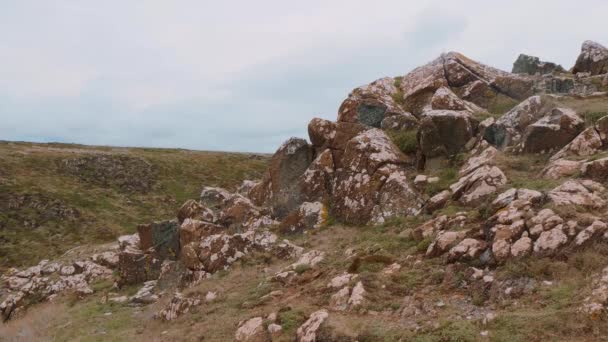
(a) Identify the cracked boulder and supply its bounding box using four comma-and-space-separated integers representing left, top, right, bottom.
548, 179, 606, 209
418, 110, 478, 158
572, 40, 608, 76
330, 129, 421, 224
279, 201, 328, 234
450, 165, 507, 206
517, 107, 584, 154
250, 138, 314, 218
512, 54, 564, 75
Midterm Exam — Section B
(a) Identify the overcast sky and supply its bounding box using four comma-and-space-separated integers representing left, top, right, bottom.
1, 1, 607, 152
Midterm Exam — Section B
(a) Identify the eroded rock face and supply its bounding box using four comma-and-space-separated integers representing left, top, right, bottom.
279, 202, 328, 233
518, 107, 584, 153
177, 199, 215, 224
573, 40, 608, 76
581, 157, 608, 183
450, 165, 507, 206
155, 293, 201, 321
331, 129, 422, 224
512, 54, 564, 75
296, 310, 329, 342
250, 138, 314, 218
235, 317, 268, 342
548, 179, 606, 209
418, 110, 477, 158
550, 127, 603, 161
542, 159, 583, 179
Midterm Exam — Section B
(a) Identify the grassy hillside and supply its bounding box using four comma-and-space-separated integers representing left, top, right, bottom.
0, 141, 269, 269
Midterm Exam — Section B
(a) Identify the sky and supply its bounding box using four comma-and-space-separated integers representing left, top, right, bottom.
1, 1, 607, 153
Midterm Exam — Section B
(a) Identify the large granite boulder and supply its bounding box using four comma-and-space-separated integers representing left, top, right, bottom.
418, 110, 477, 158
330, 129, 421, 224
572, 40, 608, 76
517, 107, 584, 153
512, 54, 564, 75
249, 138, 314, 218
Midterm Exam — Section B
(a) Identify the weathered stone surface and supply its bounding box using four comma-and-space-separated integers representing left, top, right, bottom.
155, 292, 200, 321
330, 129, 421, 224
431, 87, 486, 114
200, 186, 233, 210
308, 118, 337, 149
511, 236, 533, 258
542, 159, 583, 179
418, 110, 477, 158
380, 113, 419, 131
491, 188, 543, 210
299, 149, 335, 203
518, 107, 584, 153
177, 199, 215, 224
328, 273, 358, 289
296, 310, 329, 342
581, 266, 608, 318
250, 138, 314, 218
581, 157, 608, 183
425, 190, 452, 213
512, 54, 564, 75
218, 194, 263, 229
572, 40, 608, 76
550, 127, 603, 161
426, 231, 466, 258
533, 227, 568, 255
235, 317, 269, 342
137, 220, 180, 260
279, 202, 328, 233
575, 221, 608, 246
450, 165, 507, 206
548, 180, 606, 209
447, 239, 487, 262
179, 219, 224, 247
460, 145, 499, 176
483, 95, 546, 148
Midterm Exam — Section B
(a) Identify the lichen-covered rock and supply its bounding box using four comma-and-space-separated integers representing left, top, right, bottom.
418, 110, 477, 158
299, 150, 335, 203
447, 239, 487, 262
550, 127, 603, 161
279, 202, 328, 233
235, 317, 269, 342
328, 273, 358, 289
380, 112, 419, 131
459, 145, 499, 176
200, 186, 234, 210
581, 157, 608, 183
331, 129, 421, 224
218, 194, 264, 229
491, 188, 543, 210
137, 220, 180, 260
426, 231, 467, 258
450, 165, 507, 206
155, 293, 200, 321
177, 199, 215, 224
572, 40, 608, 76
518, 107, 584, 153
425, 190, 452, 213
575, 221, 608, 246
483, 95, 547, 148
348, 281, 366, 308
431, 87, 486, 114
512, 54, 564, 75
511, 236, 533, 258
542, 159, 583, 179
250, 138, 313, 218
179, 219, 224, 247
548, 179, 606, 209
533, 227, 569, 255
296, 310, 329, 342
581, 266, 608, 318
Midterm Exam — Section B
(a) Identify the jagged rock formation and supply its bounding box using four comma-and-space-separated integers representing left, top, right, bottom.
512, 54, 565, 75
573, 40, 608, 76
3, 39, 608, 341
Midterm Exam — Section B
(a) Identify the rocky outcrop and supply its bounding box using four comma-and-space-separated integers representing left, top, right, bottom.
484, 96, 584, 153
296, 310, 329, 342
155, 293, 201, 321
279, 202, 328, 233
573, 40, 608, 76
548, 179, 606, 209
250, 138, 314, 218
512, 54, 564, 75
418, 110, 478, 158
